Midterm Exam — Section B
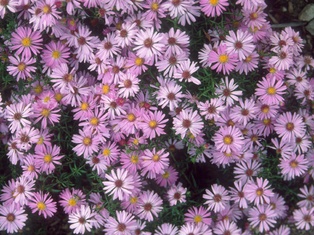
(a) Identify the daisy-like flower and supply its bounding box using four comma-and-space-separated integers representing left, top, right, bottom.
28, 191, 57, 218
293, 207, 314, 230
10, 26, 42, 58
209, 43, 238, 75
69, 205, 96, 234
0, 203, 27, 234
244, 177, 274, 205
156, 79, 184, 111
230, 98, 257, 126
200, 0, 229, 17
141, 148, 169, 178
167, 183, 187, 206
178, 222, 211, 235
140, 110, 168, 139
41, 40, 70, 71
155, 166, 179, 188
213, 220, 241, 235
13, 176, 35, 206
137, 190, 163, 222
116, 22, 138, 48
229, 180, 249, 209
7, 55, 36, 81
104, 210, 137, 235
215, 77, 243, 107
162, 28, 190, 57
96, 33, 121, 61
225, 29, 255, 60
203, 184, 230, 213
274, 112, 306, 142
279, 153, 308, 180
155, 223, 179, 235
103, 168, 134, 201
236, 51, 259, 75
269, 47, 293, 71
5, 102, 32, 133
233, 159, 261, 184
32, 102, 61, 129
173, 108, 204, 139
118, 72, 140, 98
214, 126, 244, 154
297, 185, 314, 209
269, 225, 290, 235
72, 128, 101, 159
255, 77, 286, 105
15, 126, 40, 151
199, 98, 225, 121
269, 193, 288, 219
34, 144, 63, 174
184, 206, 212, 225
248, 204, 277, 233
59, 188, 86, 214
173, 59, 200, 85
133, 28, 165, 61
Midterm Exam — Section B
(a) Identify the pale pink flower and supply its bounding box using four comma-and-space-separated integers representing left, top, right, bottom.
203, 184, 230, 213
244, 177, 274, 205
279, 153, 308, 180
72, 128, 101, 159
173, 59, 200, 85
293, 207, 314, 230
0, 203, 27, 234
104, 210, 137, 235
69, 205, 96, 234
248, 204, 277, 233
137, 190, 163, 221
200, 0, 229, 17
28, 191, 57, 218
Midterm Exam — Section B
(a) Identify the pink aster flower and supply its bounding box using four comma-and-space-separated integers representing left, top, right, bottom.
140, 110, 168, 139
199, 98, 225, 122
234, 159, 261, 184
274, 112, 306, 142
156, 79, 184, 111
208, 44, 238, 75
118, 72, 140, 98
236, 51, 259, 75
13, 176, 35, 206
133, 28, 165, 61
215, 77, 243, 107
21, 155, 40, 180
141, 148, 169, 178
28, 191, 57, 218
137, 190, 163, 222
0, 203, 27, 234
155, 166, 179, 188
15, 126, 40, 151
155, 223, 178, 235
269, 47, 293, 71
200, 0, 229, 17
7, 55, 36, 81
297, 185, 314, 209
5, 102, 32, 133
248, 204, 277, 233
173, 59, 200, 85
96, 33, 121, 61
0, 179, 16, 206
173, 108, 204, 139
34, 144, 63, 174
213, 220, 241, 235
41, 40, 70, 71
229, 180, 249, 209
32, 102, 61, 129
279, 153, 308, 180
162, 28, 190, 57
69, 205, 96, 234
59, 188, 86, 214
185, 206, 212, 226
104, 210, 137, 235
10, 26, 42, 59
293, 207, 314, 230
115, 22, 137, 48
167, 183, 187, 206
203, 184, 230, 213
214, 126, 244, 154
255, 77, 286, 105
72, 128, 101, 159
244, 177, 274, 205
103, 168, 134, 201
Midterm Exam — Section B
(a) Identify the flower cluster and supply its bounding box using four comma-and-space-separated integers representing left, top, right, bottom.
0, 0, 314, 234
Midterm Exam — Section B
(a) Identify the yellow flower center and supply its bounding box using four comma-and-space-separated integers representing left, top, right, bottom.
223, 135, 233, 145
44, 154, 52, 163
28, 165, 35, 172
290, 160, 298, 168
68, 198, 77, 206
267, 87, 276, 95
37, 202, 46, 211
218, 54, 229, 63
244, 56, 252, 63
83, 137, 91, 146
127, 113, 136, 122
42, 5, 51, 14
90, 117, 99, 126
209, 0, 219, 6
133, 139, 139, 145
256, 188, 263, 196
102, 84, 110, 94
41, 108, 50, 117
34, 85, 43, 94
194, 215, 203, 223
17, 62, 26, 71
81, 102, 89, 111
135, 57, 144, 66
130, 196, 138, 204
21, 37, 31, 47
43, 96, 50, 103
152, 154, 160, 162
149, 120, 157, 129
55, 93, 63, 102
37, 137, 44, 145
131, 155, 139, 164
269, 67, 276, 74
52, 50, 61, 59
162, 171, 170, 179
103, 148, 111, 156
263, 118, 271, 125
151, 2, 159, 11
